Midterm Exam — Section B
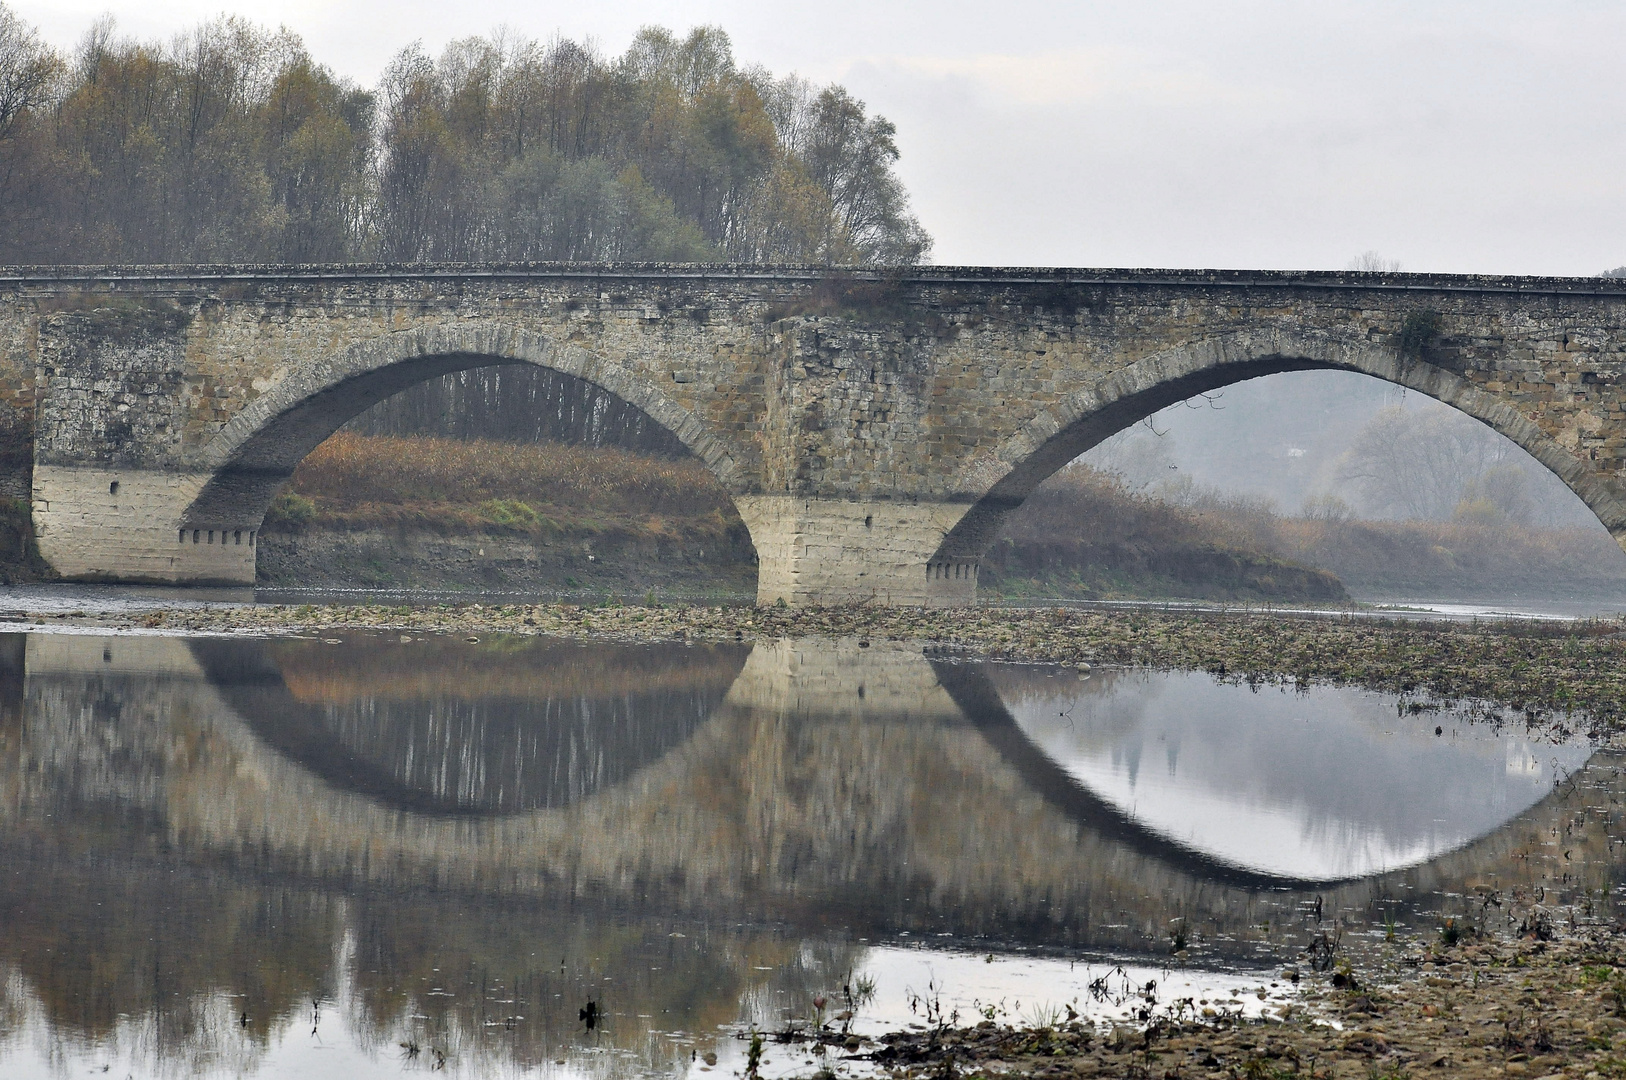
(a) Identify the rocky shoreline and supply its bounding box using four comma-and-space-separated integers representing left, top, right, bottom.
858, 916, 1626, 1078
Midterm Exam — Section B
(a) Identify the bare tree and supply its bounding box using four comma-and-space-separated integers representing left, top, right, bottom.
1347, 250, 1402, 273
0, 4, 57, 141
1335, 404, 1509, 519
1079, 423, 1179, 494
1300, 493, 1353, 522
1, 11, 931, 267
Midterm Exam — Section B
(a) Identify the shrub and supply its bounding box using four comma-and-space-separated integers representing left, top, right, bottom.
477, 499, 540, 528
1399, 308, 1442, 357
265, 491, 317, 526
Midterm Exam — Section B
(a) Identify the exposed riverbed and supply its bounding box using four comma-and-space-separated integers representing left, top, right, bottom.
0, 602, 1623, 1078
5, 597, 1620, 734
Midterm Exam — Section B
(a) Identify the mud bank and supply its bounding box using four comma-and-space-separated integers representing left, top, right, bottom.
256, 525, 757, 599
861, 920, 1626, 1078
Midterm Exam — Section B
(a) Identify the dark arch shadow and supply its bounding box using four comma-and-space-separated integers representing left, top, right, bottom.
187, 636, 750, 816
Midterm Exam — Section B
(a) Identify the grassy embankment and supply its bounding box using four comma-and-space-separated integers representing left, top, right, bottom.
265, 434, 1350, 601
989, 465, 1626, 604
984, 467, 1349, 602
258, 432, 756, 594
262, 433, 1626, 603
1274, 513, 1626, 600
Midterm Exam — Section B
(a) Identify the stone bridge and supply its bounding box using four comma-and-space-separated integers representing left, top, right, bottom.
4, 264, 1625, 604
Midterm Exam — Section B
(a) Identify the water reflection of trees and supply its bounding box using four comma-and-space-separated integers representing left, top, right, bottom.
0, 836, 858, 1075
0, 853, 336, 1054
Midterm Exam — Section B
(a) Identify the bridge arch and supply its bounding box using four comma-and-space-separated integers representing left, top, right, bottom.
936, 329, 1626, 565
182, 322, 747, 530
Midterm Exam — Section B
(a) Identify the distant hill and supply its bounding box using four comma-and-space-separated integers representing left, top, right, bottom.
992, 463, 1626, 609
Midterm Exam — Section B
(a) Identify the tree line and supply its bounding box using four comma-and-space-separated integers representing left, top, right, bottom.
0, 5, 930, 265
345, 365, 688, 455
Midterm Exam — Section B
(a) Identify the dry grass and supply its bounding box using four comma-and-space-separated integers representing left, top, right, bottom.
275, 436, 1626, 601
988, 467, 1347, 601
1000, 467, 1267, 553
290, 432, 734, 516
1274, 515, 1626, 595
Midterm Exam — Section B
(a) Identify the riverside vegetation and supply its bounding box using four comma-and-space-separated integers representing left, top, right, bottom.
257, 432, 757, 595
257, 432, 1347, 600
0, 7, 928, 266
257, 431, 1626, 605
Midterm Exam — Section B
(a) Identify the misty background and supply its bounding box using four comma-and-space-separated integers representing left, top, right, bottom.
1083, 369, 1604, 531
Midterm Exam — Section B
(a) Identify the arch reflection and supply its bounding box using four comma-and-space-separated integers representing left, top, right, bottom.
960, 663, 1593, 886
190, 634, 750, 814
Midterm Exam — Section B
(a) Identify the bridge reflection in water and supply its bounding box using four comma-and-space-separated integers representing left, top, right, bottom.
0, 631, 1618, 1077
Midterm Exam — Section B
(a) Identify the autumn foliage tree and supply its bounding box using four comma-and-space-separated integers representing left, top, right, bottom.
0, 6, 930, 265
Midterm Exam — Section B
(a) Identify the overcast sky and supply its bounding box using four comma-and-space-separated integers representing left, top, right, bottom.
13, 0, 1625, 275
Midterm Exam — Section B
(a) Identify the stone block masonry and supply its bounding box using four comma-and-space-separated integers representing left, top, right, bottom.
1, 265, 1625, 605
31, 466, 255, 582
736, 496, 977, 606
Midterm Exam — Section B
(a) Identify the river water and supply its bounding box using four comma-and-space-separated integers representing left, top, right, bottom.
0, 630, 1615, 1079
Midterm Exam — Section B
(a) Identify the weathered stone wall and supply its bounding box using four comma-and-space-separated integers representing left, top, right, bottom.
2, 266, 1624, 602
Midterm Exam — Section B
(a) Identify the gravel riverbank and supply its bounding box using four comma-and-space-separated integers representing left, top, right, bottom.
861, 917, 1626, 1078
32, 600, 1626, 736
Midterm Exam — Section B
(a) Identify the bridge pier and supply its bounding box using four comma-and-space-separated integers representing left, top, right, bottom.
736, 495, 978, 607
32, 466, 258, 584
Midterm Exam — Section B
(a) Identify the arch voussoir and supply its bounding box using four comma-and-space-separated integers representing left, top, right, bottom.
193, 323, 739, 483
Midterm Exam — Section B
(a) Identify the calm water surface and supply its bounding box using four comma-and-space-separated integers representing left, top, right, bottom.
0, 631, 1616, 1078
